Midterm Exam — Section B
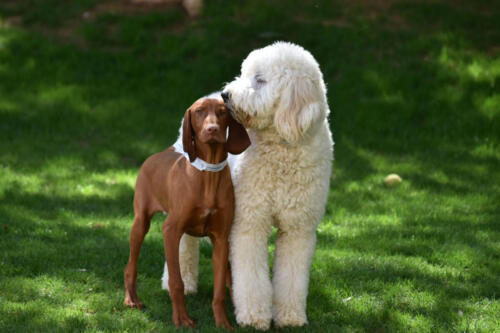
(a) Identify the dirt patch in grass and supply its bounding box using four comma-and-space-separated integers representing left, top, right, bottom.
312, 0, 409, 31
2, 0, 190, 48
2, 15, 22, 28
84, 0, 181, 19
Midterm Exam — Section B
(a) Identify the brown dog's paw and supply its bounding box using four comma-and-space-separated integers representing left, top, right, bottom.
124, 297, 144, 309
215, 318, 234, 330
214, 306, 234, 329
173, 312, 195, 328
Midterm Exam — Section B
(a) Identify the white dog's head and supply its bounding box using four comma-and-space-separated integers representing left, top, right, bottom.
222, 41, 329, 144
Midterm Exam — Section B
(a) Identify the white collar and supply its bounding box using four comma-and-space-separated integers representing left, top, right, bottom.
173, 141, 228, 172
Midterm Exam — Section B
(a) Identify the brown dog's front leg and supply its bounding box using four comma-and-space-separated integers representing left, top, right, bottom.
124, 213, 151, 308
210, 236, 233, 329
163, 217, 195, 328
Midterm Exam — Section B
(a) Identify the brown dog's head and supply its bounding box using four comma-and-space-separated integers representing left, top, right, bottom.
182, 98, 251, 162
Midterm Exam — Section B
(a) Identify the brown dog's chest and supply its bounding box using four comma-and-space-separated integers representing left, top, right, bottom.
173, 171, 234, 237
184, 206, 223, 237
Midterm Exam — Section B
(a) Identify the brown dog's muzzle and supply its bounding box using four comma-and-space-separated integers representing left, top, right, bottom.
201, 122, 225, 144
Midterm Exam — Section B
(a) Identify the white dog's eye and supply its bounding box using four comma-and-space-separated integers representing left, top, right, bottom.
254, 75, 266, 87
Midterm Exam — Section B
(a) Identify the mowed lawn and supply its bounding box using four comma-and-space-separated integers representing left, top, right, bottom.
0, 0, 499, 332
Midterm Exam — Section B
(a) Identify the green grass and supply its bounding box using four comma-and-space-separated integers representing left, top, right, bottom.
1, 0, 499, 332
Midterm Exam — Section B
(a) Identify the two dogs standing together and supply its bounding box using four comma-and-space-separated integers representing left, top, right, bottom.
123, 42, 334, 330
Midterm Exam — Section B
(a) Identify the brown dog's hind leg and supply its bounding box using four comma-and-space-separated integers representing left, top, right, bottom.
124, 211, 152, 308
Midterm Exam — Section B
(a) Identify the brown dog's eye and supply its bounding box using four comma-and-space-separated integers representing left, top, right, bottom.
217, 109, 227, 118
195, 109, 203, 115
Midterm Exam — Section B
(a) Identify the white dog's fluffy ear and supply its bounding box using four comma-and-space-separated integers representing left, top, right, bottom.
274, 76, 325, 143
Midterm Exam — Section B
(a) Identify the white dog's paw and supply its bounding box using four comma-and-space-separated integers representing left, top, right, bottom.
273, 304, 308, 328
236, 309, 272, 331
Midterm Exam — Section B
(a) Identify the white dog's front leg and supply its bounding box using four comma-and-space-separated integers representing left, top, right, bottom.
272, 229, 317, 327
230, 223, 273, 330
161, 234, 199, 294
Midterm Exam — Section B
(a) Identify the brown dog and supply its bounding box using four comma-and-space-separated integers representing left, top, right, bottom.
123, 97, 250, 328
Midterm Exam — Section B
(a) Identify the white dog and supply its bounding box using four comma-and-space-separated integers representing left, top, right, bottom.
161, 42, 333, 329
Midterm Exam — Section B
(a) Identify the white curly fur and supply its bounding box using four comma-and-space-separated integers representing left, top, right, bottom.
161, 42, 333, 330
222, 42, 334, 329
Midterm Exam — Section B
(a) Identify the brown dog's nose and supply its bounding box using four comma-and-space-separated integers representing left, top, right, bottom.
206, 124, 219, 134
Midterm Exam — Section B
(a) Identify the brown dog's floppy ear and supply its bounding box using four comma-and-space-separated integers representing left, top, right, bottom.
226, 114, 251, 154
182, 108, 196, 162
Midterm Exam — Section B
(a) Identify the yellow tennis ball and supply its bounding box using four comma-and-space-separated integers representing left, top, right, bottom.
385, 173, 402, 186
